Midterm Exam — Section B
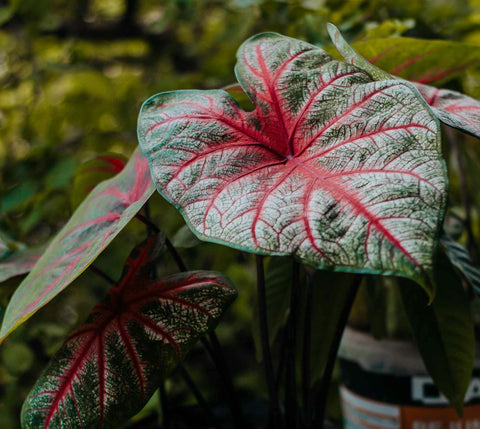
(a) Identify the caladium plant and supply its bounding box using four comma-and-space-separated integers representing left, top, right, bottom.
138, 32, 447, 297
2, 23, 480, 429
21, 234, 237, 429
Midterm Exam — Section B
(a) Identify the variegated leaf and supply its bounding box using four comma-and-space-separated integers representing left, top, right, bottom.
412, 83, 480, 139
21, 235, 237, 429
328, 24, 480, 139
138, 32, 446, 294
0, 148, 155, 341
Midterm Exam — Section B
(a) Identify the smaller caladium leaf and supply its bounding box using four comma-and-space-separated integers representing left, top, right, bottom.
0, 148, 155, 342
412, 83, 480, 139
0, 244, 45, 283
71, 153, 127, 209
441, 234, 480, 296
139, 32, 446, 293
21, 235, 237, 429
328, 24, 480, 139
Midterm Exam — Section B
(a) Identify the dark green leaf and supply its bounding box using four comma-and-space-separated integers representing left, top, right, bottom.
441, 234, 480, 296
398, 252, 475, 414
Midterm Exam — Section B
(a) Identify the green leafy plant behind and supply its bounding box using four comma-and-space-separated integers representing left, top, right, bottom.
21, 234, 237, 429
138, 32, 447, 296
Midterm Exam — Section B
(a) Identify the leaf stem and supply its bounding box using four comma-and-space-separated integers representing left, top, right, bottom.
313, 274, 362, 428
256, 255, 283, 429
159, 382, 171, 429
302, 271, 314, 428
135, 212, 188, 271
179, 364, 221, 429
89, 264, 116, 285
202, 333, 247, 429
285, 260, 301, 429
165, 238, 188, 272
135, 212, 160, 233
447, 128, 478, 262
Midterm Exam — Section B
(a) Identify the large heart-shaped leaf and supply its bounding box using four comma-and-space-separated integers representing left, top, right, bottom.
0, 148, 155, 341
21, 235, 237, 429
138, 32, 446, 293
328, 24, 480, 139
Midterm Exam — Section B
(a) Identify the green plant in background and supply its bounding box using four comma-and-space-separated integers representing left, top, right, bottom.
1, 21, 480, 428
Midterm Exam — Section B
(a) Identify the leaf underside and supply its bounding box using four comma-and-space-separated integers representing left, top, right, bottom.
0, 148, 155, 341
21, 235, 237, 429
138, 32, 446, 292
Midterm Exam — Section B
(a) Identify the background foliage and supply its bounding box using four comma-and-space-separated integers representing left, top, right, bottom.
1, 0, 480, 427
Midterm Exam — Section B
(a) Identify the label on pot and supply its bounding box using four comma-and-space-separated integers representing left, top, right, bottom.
341, 387, 480, 429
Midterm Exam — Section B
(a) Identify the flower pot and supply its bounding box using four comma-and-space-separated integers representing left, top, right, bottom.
338, 327, 480, 429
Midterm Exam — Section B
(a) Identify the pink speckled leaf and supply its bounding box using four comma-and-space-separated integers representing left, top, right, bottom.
21, 235, 236, 429
138, 32, 446, 295
328, 24, 480, 139
0, 148, 155, 341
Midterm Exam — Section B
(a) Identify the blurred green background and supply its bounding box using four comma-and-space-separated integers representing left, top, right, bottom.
1, 0, 480, 427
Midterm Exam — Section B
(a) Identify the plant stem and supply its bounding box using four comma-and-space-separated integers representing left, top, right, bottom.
202, 333, 246, 429
256, 255, 283, 429
135, 212, 160, 233
302, 271, 314, 428
313, 274, 362, 428
285, 260, 301, 429
179, 365, 221, 429
89, 264, 116, 285
159, 382, 171, 429
135, 212, 188, 271
447, 128, 478, 262
165, 238, 188, 271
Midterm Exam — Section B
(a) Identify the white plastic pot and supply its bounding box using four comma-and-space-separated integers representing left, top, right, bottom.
338, 327, 480, 429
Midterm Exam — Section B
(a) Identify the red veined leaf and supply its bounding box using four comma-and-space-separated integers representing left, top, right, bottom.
0, 244, 46, 283
71, 153, 128, 210
138, 32, 446, 295
21, 235, 237, 429
328, 24, 480, 139
0, 148, 155, 341
412, 83, 480, 139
